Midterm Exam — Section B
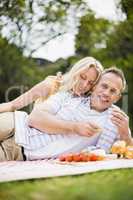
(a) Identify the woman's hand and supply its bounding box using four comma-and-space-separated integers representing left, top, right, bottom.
0, 102, 14, 113
74, 121, 102, 137
49, 72, 63, 95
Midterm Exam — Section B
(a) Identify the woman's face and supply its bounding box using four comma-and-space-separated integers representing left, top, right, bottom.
72, 66, 99, 96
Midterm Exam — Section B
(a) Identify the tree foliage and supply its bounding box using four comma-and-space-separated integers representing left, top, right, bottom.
74, 0, 133, 129
0, 0, 25, 19
0, 36, 42, 102
119, 0, 133, 18
75, 11, 111, 57
0, 36, 68, 104
0, 0, 88, 55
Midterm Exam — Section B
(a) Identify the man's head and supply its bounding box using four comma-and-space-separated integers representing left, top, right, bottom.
90, 67, 126, 112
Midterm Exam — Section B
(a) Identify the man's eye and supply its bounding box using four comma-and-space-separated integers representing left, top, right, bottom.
110, 89, 117, 95
101, 84, 108, 89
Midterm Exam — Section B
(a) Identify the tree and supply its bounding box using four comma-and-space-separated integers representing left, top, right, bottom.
0, 36, 69, 105
118, 0, 133, 19
74, 0, 133, 130
0, 0, 88, 56
75, 11, 111, 58
0, 36, 42, 102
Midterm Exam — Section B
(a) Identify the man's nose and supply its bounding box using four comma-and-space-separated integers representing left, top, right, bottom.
103, 89, 110, 96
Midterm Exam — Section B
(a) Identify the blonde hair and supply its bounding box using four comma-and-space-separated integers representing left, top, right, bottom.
35, 57, 103, 105
60, 56, 103, 92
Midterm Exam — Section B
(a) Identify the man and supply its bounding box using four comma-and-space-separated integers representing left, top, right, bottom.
0, 67, 132, 161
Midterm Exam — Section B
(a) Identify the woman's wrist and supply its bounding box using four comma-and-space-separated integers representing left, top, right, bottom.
63, 121, 77, 134
70, 122, 79, 134
10, 101, 17, 111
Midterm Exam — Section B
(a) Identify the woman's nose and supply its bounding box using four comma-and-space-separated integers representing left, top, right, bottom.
83, 81, 90, 88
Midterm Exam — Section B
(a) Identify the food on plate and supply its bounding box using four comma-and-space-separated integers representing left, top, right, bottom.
59, 140, 133, 163
58, 152, 105, 162
89, 149, 106, 156
111, 140, 126, 157
111, 140, 133, 159
125, 146, 133, 159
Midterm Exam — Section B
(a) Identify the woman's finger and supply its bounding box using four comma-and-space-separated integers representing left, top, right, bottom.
89, 122, 101, 130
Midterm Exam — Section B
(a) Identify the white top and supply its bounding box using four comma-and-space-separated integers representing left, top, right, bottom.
14, 91, 119, 160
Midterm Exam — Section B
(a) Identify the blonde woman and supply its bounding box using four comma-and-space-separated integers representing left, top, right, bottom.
0, 57, 103, 112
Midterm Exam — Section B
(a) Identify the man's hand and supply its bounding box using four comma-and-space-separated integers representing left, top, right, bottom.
74, 121, 102, 137
111, 108, 132, 144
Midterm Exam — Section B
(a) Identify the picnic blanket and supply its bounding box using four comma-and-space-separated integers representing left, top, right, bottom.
1, 159, 133, 182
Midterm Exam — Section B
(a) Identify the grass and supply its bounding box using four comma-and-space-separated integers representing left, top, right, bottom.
0, 168, 133, 200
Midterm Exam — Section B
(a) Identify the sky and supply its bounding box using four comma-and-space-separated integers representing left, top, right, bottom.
32, 0, 125, 62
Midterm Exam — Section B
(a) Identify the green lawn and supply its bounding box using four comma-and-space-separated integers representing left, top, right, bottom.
0, 169, 133, 200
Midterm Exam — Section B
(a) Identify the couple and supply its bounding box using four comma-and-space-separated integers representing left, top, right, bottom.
0, 57, 132, 161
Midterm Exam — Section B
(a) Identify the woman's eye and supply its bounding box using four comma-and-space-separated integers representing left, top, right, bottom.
80, 75, 86, 80
88, 81, 94, 85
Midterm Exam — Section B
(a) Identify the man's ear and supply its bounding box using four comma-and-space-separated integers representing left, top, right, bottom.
114, 94, 122, 103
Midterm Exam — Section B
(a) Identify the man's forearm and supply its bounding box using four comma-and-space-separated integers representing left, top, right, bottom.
28, 109, 76, 134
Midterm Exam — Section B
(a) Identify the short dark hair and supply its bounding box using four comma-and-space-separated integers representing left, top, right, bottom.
102, 67, 126, 92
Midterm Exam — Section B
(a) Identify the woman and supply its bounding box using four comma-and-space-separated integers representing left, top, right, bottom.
0, 57, 103, 112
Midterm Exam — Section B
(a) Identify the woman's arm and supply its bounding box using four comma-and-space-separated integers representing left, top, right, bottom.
0, 75, 62, 112
28, 107, 101, 137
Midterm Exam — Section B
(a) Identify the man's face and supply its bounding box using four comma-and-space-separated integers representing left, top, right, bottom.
91, 72, 123, 112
